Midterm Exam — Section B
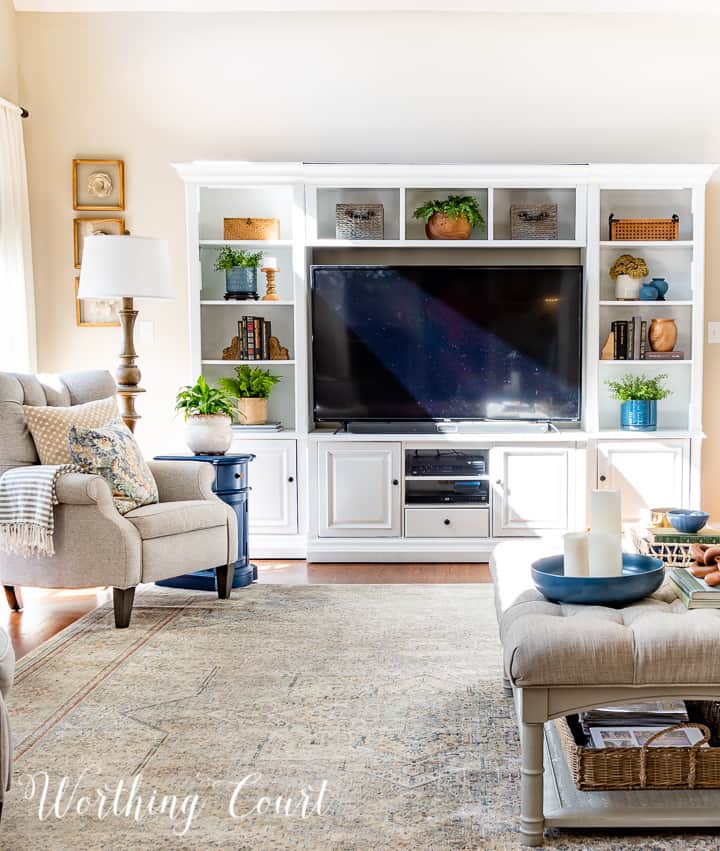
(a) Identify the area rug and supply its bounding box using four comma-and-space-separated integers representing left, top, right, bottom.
2, 584, 717, 850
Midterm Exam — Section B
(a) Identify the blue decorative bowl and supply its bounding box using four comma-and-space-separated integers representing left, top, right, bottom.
531, 553, 665, 606
666, 509, 710, 534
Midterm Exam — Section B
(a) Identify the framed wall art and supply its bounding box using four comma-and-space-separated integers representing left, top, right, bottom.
74, 277, 120, 327
72, 158, 125, 211
73, 217, 125, 268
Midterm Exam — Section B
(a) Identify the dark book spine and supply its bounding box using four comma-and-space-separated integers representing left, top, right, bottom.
617, 321, 628, 359
241, 318, 248, 360
247, 317, 255, 360
265, 320, 272, 360
237, 321, 243, 359
640, 320, 648, 359
611, 321, 619, 359
261, 319, 268, 360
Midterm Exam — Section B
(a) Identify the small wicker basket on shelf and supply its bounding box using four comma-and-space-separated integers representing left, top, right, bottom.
609, 213, 679, 241
224, 218, 280, 240
335, 204, 384, 240
555, 703, 720, 791
510, 204, 558, 240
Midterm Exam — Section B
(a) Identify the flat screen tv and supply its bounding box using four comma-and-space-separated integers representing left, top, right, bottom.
311, 265, 583, 423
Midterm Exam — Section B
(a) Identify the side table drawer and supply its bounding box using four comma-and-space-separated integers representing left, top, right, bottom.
404, 507, 490, 538
214, 461, 249, 493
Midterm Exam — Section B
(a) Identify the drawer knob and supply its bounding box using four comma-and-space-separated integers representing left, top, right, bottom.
392, 479, 399, 486
234, 473, 242, 479
599, 475, 607, 483
288, 476, 294, 483
443, 518, 451, 526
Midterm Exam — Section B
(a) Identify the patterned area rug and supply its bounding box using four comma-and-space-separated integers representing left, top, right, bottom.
2, 584, 718, 850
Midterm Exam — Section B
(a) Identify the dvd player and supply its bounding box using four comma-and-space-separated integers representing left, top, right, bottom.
409, 453, 486, 477
406, 493, 489, 505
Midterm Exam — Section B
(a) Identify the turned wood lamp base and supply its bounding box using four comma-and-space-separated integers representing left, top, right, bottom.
116, 296, 144, 433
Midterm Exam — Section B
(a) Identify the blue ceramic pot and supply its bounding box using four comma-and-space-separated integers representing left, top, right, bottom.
640, 283, 659, 301
650, 277, 669, 300
621, 399, 657, 431
225, 267, 258, 299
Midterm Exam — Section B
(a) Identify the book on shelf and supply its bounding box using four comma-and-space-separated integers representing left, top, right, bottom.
667, 578, 720, 609
643, 350, 685, 360
670, 566, 720, 602
644, 526, 720, 545
232, 421, 283, 432
639, 319, 648, 359
609, 317, 658, 360
236, 317, 272, 360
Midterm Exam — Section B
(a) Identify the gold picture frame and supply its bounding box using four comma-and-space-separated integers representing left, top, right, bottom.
74, 277, 120, 328
73, 217, 125, 268
72, 158, 125, 211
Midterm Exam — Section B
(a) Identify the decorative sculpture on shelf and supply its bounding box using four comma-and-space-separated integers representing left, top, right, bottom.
268, 336, 289, 360
261, 257, 281, 301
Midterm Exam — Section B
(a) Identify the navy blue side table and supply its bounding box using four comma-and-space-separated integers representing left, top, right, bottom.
153, 454, 256, 591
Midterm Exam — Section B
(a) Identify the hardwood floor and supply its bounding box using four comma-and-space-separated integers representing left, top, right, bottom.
2, 561, 490, 660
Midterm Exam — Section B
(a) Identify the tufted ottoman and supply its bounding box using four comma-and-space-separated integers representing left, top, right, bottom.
491, 541, 720, 847
0, 625, 14, 820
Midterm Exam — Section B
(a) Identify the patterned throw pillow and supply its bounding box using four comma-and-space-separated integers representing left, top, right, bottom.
68, 419, 159, 515
23, 396, 119, 465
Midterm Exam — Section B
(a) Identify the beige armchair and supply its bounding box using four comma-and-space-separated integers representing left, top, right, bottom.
0, 370, 238, 628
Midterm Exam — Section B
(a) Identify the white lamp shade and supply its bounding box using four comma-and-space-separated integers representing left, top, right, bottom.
78, 235, 174, 300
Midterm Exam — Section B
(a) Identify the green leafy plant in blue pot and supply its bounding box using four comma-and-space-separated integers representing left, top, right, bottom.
214, 248, 263, 300
605, 373, 671, 432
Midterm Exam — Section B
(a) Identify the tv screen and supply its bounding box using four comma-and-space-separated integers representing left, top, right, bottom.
311, 265, 583, 423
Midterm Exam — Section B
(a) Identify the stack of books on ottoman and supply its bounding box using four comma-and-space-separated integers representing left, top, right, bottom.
669, 566, 720, 609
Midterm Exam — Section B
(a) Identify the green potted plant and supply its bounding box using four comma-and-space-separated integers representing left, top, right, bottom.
218, 365, 281, 425
609, 254, 649, 301
605, 373, 671, 432
175, 376, 235, 454
412, 195, 486, 240
214, 248, 263, 300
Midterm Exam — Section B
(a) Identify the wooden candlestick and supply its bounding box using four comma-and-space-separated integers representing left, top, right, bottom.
115, 296, 145, 432
261, 267, 281, 301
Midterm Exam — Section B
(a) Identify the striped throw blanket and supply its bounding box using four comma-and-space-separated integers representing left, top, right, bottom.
0, 465, 82, 558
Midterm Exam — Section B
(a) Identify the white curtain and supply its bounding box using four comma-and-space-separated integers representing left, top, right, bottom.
0, 100, 36, 373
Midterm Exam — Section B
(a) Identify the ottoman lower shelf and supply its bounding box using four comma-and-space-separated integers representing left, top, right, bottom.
543, 722, 720, 829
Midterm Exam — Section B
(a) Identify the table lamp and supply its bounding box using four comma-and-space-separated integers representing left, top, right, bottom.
78, 235, 173, 432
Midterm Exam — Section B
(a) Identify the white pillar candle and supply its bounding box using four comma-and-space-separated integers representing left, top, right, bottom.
590, 490, 622, 536
563, 532, 589, 577
588, 532, 623, 577
262, 256, 278, 270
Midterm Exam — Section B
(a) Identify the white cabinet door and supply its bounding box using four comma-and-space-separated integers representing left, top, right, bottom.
491, 446, 575, 537
318, 442, 401, 537
240, 440, 297, 535
596, 440, 689, 523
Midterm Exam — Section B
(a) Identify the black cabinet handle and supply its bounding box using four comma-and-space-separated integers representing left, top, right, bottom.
288, 476, 294, 483
495, 479, 502, 486
599, 475, 607, 483
443, 518, 451, 526
392, 479, 399, 486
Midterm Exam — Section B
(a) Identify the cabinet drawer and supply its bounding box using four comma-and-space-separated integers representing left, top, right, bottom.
404, 508, 490, 538
214, 461, 250, 493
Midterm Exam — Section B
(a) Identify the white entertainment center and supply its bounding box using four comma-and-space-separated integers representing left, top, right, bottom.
172, 162, 714, 562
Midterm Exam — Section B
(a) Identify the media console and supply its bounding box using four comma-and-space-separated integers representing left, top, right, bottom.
173, 161, 713, 562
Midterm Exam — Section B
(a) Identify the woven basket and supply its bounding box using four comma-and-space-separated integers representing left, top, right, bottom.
609, 214, 679, 241
510, 204, 558, 240
632, 528, 696, 568
335, 204, 384, 240
224, 218, 280, 240
555, 704, 720, 791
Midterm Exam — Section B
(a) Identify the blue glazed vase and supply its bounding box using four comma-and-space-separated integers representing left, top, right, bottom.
621, 399, 657, 431
650, 277, 669, 300
225, 267, 258, 299
640, 283, 659, 301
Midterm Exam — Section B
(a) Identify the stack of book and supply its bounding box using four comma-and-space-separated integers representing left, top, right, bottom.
579, 701, 705, 749
609, 317, 684, 360
669, 566, 720, 609
236, 317, 272, 361
231, 421, 283, 433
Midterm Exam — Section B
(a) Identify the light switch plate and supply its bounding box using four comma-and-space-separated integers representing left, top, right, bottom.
709, 322, 720, 344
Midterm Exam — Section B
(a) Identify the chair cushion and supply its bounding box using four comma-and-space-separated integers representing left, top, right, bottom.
23, 395, 119, 465
124, 499, 227, 540
68, 419, 158, 515
491, 540, 720, 688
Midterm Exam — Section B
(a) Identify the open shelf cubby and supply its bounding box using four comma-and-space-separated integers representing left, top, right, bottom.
492, 187, 577, 241
599, 188, 693, 241
314, 187, 401, 240
599, 243, 694, 302
199, 186, 294, 241
201, 305, 294, 362
598, 302, 693, 361
404, 188, 489, 241
200, 243, 294, 301
201, 362, 296, 432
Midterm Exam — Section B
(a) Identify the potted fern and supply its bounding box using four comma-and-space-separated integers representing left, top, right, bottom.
412, 195, 485, 240
218, 365, 281, 425
175, 376, 235, 454
214, 248, 263, 300
605, 373, 671, 431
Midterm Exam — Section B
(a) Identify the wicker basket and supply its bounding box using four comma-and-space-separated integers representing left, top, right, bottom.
335, 204, 384, 240
632, 527, 696, 568
609, 213, 679, 241
224, 218, 280, 240
510, 204, 558, 240
555, 704, 720, 791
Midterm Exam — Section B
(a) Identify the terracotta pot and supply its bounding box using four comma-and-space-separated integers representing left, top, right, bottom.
649, 318, 678, 352
184, 414, 232, 455
425, 212, 472, 240
237, 397, 268, 425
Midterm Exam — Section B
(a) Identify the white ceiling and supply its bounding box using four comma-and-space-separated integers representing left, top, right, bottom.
12, 0, 720, 12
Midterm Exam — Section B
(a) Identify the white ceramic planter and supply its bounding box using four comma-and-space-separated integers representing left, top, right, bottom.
184, 414, 232, 455
615, 274, 641, 301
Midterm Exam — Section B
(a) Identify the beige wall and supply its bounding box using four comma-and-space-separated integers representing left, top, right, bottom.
0, 0, 18, 102
13, 10, 720, 511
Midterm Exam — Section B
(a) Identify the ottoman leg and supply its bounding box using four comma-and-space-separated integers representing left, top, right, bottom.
502, 673, 513, 697
520, 720, 545, 846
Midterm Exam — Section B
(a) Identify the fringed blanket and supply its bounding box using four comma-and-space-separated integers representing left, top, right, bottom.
0, 465, 81, 557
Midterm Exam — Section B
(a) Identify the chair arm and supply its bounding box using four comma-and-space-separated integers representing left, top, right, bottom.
147, 461, 215, 502
55, 473, 116, 509
0, 628, 14, 701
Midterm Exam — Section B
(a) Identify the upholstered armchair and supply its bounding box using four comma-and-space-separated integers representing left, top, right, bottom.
0, 370, 238, 628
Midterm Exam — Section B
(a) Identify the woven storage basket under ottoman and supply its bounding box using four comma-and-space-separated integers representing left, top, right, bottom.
555, 703, 720, 790
510, 204, 558, 240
